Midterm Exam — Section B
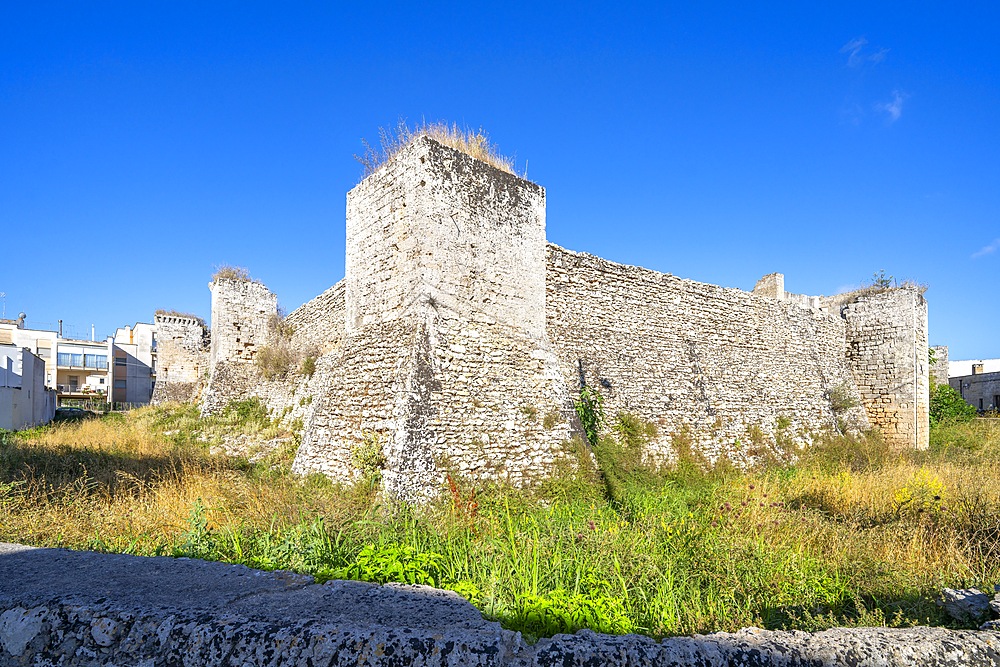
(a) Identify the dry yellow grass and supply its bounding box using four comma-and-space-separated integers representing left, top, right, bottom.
1, 406, 996, 636
356, 120, 518, 177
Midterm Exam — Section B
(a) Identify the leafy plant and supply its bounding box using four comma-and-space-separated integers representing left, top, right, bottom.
574, 386, 606, 446
333, 543, 444, 586
300, 355, 316, 378
929, 383, 977, 426
176, 499, 214, 560
869, 269, 895, 289
513, 587, 635, 637
351, 431, 386, 483
827, 384, 860, 414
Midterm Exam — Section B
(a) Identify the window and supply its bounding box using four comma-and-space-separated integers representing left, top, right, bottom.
980, 398, 984, 411
115, 356, 127, 366
68, 375, 79, 388
83, 354, 108, 369
114, 380, 126, 388
994, 395, 1000, 411
99, 378, 105, 385
36, 347, 51, 359
70, 353, 83, 366
57, 353, 70, 366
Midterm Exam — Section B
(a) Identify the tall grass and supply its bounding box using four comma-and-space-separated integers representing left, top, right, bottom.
1, 405, 997, 640
355, 120, 518, 178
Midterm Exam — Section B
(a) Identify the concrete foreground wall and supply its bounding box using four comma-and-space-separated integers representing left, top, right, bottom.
1, 543, 998, 667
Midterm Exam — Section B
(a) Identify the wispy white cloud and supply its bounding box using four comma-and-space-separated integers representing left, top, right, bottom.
869, 47, 890, 64
840, 37, 868, 67
875, 90, 907, 123
972, 238, 1000, 259
840, 37, 888, 67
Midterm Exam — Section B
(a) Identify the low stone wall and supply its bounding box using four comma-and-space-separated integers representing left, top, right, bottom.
2, 543, 998, 666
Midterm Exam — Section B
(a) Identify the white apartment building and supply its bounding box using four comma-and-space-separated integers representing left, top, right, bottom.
0, 315, 157, 406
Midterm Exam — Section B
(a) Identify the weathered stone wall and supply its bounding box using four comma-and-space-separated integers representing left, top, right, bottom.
208, 279, 277, 368
201, 279, 278, 415
345, 137, 546, 339
286, 138, 572, 500
931, 345, 950, 387
285, 280, 346, 353
832, 288, 930, 449
292, 313, 577, 500
150, 314, 209, 405
193, 133, 931, 496
546, 246, 868, 463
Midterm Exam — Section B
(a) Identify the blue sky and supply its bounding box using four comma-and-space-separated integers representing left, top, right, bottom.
1, 2, 997, 358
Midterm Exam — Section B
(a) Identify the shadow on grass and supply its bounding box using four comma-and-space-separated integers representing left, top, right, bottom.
0, 434, 250, 498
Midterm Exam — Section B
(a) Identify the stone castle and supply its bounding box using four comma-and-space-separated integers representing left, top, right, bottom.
153, 135, 930, 499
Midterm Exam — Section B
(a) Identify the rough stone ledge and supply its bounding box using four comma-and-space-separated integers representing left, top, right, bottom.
1, 543, 997, 666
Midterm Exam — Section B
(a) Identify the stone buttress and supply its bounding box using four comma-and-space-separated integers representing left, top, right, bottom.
291, 137, 577, 499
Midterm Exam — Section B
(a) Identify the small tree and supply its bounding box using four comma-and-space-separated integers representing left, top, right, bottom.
929, 383, 977, 426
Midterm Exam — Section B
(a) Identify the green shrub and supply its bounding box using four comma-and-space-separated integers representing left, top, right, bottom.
574, 386, 606, 446
222, 397, 271, 429
300, 356, 316, 378
256, 344, 295, 380
351, 431, 386, 483
929, 383, 977, 426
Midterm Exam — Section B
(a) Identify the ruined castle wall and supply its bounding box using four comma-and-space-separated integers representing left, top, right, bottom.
292, 312, 577, 501
151, 315, 209, 404
930, 345, 949, 387
201, 279, 278, 415
286, 280, 346, 353
836, 288, 930, 449
345, 137, 546, 338
208, 279, 277, 367
293, 138, 571, 500
546, 245, 868, 462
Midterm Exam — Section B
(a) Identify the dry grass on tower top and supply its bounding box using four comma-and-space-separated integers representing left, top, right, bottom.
355, 120, 519, 178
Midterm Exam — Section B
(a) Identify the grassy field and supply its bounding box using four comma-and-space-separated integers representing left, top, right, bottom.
1, 402, 997, 640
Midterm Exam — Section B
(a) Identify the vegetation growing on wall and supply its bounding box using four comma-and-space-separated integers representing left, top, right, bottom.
355, 120, 519, 178
1, 405, 997, 641
256, 312, 318, 380
574, 385, 606, 446
212, 265, 253, 283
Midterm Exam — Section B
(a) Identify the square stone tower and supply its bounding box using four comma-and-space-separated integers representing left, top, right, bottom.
293, 136, 576, 500
345, 136, 547, 338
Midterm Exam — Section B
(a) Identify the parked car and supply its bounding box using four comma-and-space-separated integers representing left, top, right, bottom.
54, 407, 97, 422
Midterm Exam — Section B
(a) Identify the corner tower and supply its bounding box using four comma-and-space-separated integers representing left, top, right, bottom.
345, 136, 547, 338
293, 136, 576, 500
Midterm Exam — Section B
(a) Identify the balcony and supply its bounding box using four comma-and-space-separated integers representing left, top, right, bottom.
56, 384, 108, 397
56, 353, 109, 370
